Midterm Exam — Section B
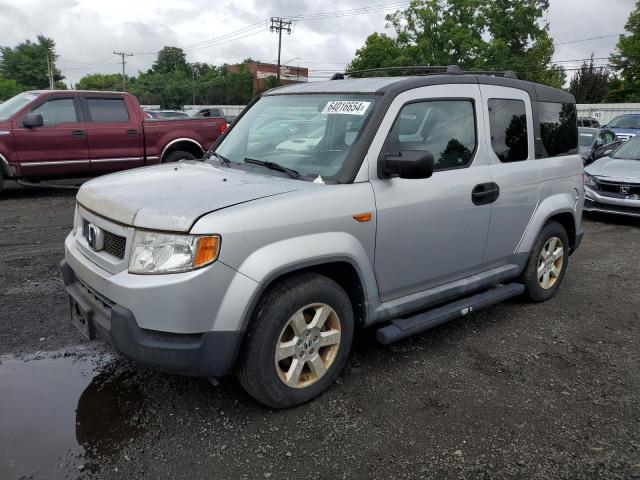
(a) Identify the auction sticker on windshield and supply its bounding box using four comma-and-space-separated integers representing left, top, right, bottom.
322, 100, 371, 115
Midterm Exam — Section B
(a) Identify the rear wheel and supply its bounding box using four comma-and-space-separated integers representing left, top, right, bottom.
0, 173, 4, 194
236, 273, 354, 409
521, 221, 569, 302
162, 150, 198, 163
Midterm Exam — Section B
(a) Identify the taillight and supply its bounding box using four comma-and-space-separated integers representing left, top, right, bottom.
218, 122, 227, 135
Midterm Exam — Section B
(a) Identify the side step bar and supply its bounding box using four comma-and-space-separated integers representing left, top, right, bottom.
376, 283, 525, 345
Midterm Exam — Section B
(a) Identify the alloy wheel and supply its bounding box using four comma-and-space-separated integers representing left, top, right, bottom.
537, 236, 564, 290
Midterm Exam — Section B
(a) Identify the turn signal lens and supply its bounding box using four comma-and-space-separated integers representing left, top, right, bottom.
194, 236, 221, 267
353, 212, 373, 222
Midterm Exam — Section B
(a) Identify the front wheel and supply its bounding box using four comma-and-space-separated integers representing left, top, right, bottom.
521, 221, 569, 302
236, 273, 354, 409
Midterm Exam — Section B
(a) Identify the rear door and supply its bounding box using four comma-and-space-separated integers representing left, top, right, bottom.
478, 85, 539, 266
12, 95, 90, 177
81, 95, 144, 173
370, 84, 493, 301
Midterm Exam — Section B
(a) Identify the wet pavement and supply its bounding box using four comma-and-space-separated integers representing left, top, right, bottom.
2, 181, 640, 479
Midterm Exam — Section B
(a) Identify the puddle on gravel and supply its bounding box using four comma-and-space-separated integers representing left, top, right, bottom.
0, 352, 146, 479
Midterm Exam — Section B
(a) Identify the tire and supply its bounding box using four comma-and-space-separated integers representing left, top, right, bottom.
521, 221, 570, 302
0, 173, 4, 194
162, 150, 197, 163
236, 273, 354, 409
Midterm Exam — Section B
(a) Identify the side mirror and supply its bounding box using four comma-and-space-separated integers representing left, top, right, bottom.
381, 150, 434, 179
23, 113, 44, 128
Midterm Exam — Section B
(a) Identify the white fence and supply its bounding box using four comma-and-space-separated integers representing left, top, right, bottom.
577, 103, 640, 124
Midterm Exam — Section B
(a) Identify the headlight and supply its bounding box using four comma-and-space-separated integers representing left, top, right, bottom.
129, 230, 221, 274
583, 173, 597, 188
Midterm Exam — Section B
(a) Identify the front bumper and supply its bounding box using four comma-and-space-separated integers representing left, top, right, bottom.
584, 186, 640, 218
61, 260, 242, 376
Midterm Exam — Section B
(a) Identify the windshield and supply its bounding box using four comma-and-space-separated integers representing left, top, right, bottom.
608, 115, 640, 129
0, 92, 41, 121
211, 94, 377, 180
578, 131, 595, 146
611, 136, 640, 160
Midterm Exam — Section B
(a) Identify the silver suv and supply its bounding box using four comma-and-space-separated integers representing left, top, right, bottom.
62, 70, 584, 408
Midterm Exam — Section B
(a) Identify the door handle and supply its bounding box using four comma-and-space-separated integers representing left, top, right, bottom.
127, 129, 139, 137
71, 129, 85, 138
472, 182, 500, 205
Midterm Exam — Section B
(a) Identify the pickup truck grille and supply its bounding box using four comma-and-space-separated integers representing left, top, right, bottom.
82, 220, 127, 259
595, 180, 640, 196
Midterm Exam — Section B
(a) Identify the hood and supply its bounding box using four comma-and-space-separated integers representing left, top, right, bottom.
77, 161, 311, 231
578, 145, 591, 155
585, 156, 640, 182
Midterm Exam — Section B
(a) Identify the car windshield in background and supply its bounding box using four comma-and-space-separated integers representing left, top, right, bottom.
578, 131, 595, 146
608, 115, 640, 129
611, 136, 640, 160
211, 94, 377, 180
0, 92, 42, 121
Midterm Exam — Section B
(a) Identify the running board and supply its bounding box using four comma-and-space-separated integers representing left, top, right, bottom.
376, 283, 525, 345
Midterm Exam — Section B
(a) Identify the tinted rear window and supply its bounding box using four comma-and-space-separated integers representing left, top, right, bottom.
537, 102, 578, 158
86, 98, 129, 123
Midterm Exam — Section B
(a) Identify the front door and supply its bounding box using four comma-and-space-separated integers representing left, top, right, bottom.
370, 84, 493, 302
12, 96, 90, 177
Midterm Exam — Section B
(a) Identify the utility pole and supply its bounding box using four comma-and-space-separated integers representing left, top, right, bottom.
191, 64, 196, 105
45, 51, 54, 89
113, 51, 133, 91
270, 17, 292, 83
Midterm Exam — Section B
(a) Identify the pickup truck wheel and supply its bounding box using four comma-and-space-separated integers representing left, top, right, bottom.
521, 221, 569, 302
163, 150, 197, 163
0, 173, 4, 194
236, 273, 354, 409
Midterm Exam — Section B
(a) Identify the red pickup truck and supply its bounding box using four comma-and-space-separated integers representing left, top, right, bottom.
0, 90, 227, 192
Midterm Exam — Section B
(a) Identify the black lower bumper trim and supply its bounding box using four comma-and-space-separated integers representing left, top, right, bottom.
61, 259, 243, 377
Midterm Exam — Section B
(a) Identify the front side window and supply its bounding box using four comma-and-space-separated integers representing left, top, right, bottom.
604, 130, 616, 144
0, 92, 42, 121
31, 98, 78, 126
488, 99, 528, 162
86, 98, 129, 123
538, 102, 578, 158
381, 100, 476, 171
212, 94, 377, 180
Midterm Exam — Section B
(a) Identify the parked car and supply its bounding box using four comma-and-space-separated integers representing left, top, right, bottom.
578, 127, 622, 165
603, 114, 640, 142
578, 117, 600, 128
0, 91, 227, 192
146, 110, 190, 119
584, 135, 640, 217
61, 70, 583, 408
186, 107, 226, 121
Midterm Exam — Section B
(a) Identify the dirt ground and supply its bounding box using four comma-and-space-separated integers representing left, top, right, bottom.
1, 180, 640, 480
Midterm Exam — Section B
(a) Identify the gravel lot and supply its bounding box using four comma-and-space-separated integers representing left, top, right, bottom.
1, 180, 640, 480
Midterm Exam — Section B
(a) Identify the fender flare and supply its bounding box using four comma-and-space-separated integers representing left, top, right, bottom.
0, 152, 12, 177
516, 191, 578, 255
160, 138, 204, 161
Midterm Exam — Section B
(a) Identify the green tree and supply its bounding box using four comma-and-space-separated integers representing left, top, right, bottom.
0, 35, 63, 90
152, 46, 190, 75
568, 56, 609, 103
76, 73, 126, 91
608, 0, 640, 101
0, 78, 21, 100
348, 0, 565, 87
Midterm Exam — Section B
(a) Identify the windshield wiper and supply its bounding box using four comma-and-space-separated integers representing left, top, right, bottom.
211, 151, 231, 164
244, 158, 299, 179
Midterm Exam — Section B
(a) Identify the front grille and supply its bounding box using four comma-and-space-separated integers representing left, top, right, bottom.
595, 180, 640, 196
82, 219, 127, 259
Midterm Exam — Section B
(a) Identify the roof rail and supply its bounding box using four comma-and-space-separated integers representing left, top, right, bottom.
330, 65, 519, 80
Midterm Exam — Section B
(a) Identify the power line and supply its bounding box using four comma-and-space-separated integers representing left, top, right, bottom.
554, 33, 625, 46
270, 17, 292, 82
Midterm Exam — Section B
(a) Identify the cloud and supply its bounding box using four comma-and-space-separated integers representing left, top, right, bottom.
0, 0, 635, 86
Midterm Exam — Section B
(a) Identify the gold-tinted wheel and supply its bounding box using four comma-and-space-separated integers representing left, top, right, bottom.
275, 303, 341, 389
537, 236, 564, 290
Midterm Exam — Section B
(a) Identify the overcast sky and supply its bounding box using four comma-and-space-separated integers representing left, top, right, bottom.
0, 0, 635, 86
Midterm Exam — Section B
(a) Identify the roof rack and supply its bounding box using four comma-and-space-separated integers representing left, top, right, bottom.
330, 65, 518, 80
